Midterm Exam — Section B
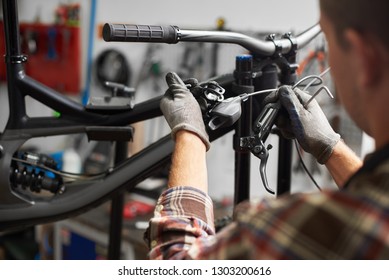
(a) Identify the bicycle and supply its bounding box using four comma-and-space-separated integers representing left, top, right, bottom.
0, 0, 322, 233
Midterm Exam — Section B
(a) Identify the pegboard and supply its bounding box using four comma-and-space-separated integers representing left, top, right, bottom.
0, 22, 81, 94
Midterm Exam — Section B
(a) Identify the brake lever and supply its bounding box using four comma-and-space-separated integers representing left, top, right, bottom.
188, 81, 243, 131
240, 100, 281, 195
257, 141, 273, 195
205, 88, 277, 130
192, 81, 280, 194
207, 96, 242, 130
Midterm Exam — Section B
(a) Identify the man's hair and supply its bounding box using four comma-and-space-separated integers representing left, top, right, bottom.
319, 0, 389, 50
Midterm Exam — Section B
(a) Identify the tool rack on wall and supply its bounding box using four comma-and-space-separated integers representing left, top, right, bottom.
0, 21, 81, 94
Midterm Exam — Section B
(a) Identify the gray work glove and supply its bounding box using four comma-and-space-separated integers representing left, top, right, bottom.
160, 72, 210, 150
277, 85, 340, 164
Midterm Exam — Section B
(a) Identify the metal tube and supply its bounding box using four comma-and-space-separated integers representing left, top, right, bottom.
277, 138, 293, 195
179, 24, 321, 57
2, 0, 22, 57
2, 0, 27, 129
233, 55, 254, 204
108, 141, 128, 260
180, 30, 275, 56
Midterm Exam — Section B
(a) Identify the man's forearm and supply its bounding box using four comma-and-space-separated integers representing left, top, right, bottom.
168, 130, 208, 193
325, 140, 363, 188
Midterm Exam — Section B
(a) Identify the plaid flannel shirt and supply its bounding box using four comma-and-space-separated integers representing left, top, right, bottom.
145, 143, 389, 259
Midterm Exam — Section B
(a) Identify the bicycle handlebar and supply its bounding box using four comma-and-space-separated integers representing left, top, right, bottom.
103, 23, 321, 57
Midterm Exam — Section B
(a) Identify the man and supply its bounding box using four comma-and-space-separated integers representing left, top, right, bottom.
145, 0, 389, 259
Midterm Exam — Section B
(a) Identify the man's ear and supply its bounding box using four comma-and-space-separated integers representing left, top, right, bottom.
344, 29, 381, 88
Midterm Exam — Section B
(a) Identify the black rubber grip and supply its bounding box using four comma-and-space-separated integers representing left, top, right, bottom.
103, 23, 179, 43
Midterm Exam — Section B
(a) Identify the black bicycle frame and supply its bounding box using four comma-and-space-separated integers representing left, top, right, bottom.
1, 0, 163, 229
0, 0, 321, 231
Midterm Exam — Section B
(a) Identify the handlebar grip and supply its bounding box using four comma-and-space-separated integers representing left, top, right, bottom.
103, 23, 179, 43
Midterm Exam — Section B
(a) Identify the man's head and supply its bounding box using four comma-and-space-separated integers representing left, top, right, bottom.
319, 0, 389, 50
319, 0, 389, 145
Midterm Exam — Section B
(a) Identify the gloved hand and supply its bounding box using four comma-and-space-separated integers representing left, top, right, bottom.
277, 85, 340, 164
160, 72, 210, 150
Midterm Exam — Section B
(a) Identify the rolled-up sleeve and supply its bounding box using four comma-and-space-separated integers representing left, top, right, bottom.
145, 186, 215, 259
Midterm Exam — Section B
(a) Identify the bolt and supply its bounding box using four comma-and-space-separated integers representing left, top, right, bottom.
58, 185, 66, 195
0, 145, 3, 158
253, 146, 262, 154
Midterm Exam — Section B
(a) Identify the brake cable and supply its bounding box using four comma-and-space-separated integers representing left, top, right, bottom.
203, 68, 333, 195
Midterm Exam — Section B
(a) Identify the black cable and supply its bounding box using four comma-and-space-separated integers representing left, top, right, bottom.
12, 157, 111, 181
293, 140, 322, 192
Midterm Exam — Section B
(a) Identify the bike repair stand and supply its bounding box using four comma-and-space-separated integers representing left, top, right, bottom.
233, 55, 254, 204
95, 82, 135, 260
107, 140, 127, 260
